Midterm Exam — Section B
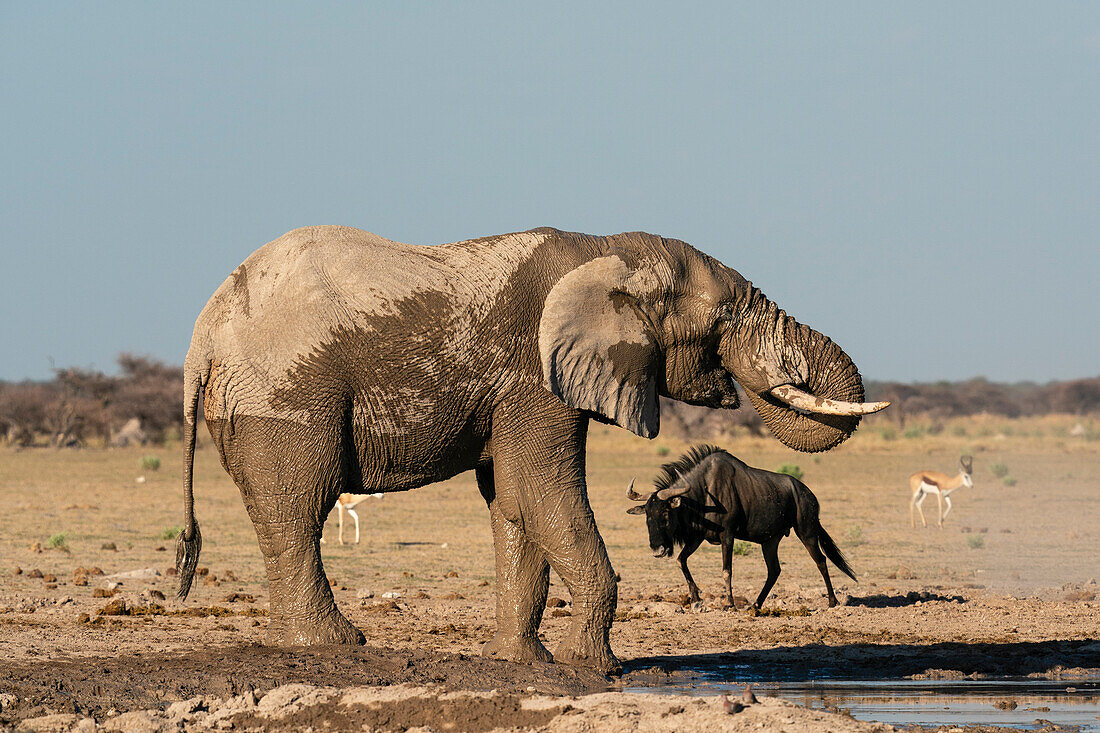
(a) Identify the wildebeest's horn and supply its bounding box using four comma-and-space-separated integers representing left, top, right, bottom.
655, 483, 692, 500
626, 478, 650, 502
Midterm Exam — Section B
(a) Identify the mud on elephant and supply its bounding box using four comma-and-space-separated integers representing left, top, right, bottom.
176, 226, 887, 674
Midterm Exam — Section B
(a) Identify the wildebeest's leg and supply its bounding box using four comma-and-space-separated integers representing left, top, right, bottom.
752, 537, 782, 609
721, 535, 735, 608
477, 465, 553, 664
797, 531, 838, 607
677, 537, 703, 602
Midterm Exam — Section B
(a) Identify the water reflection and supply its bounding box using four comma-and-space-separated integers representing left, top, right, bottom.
625, 679, 1100, 731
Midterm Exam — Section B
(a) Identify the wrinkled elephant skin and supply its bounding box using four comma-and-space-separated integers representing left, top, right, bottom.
177, 226, 879, 674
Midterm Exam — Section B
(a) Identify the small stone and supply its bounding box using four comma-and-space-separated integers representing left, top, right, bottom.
101, 542, 117, 551
73, 573, 88, 586
42, 574, 57, 583
478, 580, 490, 587
445, 571, 459, 578
28, 568, 43, 579
30, 541, 42, 553
13, 567, 21, 576
546, 597, 568, 608
381, 591, 402, 599
356, 589, 375, 599
155, 546, 166, 552
97, 598, 128, 616
550, 608, 571, 617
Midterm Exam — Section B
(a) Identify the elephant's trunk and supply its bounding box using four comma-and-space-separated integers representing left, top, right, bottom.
725, 288, 884, 452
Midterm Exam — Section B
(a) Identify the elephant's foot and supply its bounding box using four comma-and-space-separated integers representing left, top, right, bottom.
554, 632, 621, 676
482, 632, 553, 664
267, 608, 365, 646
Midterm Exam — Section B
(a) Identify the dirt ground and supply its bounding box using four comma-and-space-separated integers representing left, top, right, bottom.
1, 415, 1098, 731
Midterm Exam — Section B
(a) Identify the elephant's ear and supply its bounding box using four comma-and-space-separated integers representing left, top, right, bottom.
538, 256, 661, 438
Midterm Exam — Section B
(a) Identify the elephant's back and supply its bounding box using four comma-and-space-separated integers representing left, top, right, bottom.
188, 225, 551, 425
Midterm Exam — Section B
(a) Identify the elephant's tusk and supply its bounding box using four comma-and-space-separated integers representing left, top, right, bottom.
626, 478, 650, 502
769, 385, 890, 416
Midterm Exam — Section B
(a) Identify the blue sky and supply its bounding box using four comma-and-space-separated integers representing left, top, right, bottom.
2, 3, 1097, 382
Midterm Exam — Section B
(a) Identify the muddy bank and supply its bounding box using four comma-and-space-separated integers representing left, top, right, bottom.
8, 683, 892, 733
0, 645, 609, 724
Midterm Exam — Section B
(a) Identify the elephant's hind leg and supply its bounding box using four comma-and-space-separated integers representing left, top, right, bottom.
214, 414, 364, 646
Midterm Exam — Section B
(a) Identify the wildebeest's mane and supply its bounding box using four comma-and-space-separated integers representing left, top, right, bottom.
653, 443, 728, 496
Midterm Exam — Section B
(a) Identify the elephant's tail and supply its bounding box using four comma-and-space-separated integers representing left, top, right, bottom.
176, 363, 204, 601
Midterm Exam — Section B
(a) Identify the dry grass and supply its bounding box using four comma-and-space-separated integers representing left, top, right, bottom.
1, 415, 1098, 612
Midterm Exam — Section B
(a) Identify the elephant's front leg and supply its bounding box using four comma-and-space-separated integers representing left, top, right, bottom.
491, 411, 620, 674
534, 497, 620, 674
478, 467, 553, 664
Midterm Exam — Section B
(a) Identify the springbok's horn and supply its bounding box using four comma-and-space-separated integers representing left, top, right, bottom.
769, 385, 890, 416
626, 478, 650, 502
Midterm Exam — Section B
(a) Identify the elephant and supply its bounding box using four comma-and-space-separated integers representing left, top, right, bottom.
175, 225, 887, 674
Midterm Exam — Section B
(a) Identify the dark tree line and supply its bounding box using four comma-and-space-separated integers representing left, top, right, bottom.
866, 377, 1100, 423
2, 358, 1098, 447
0, 355, 183, 446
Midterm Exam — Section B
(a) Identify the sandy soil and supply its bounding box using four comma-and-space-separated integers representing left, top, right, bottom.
1, 417, 1098, 730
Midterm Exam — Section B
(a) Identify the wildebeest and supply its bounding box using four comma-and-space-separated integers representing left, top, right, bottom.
626, 445, 856, 608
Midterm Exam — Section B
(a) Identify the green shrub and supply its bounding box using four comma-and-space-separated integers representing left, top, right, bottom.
47, 532, 69, 550
845, 525, 864, 546
656, 445, 671, 457
903, 426, 927, 439
776, 463, 804, 480
731, 541, 752, 556
951, 425, 968, 437
159, 526, 183, 540
142, 455, 162, 471
989, 462, 1009, 479
1002, 476, 1017, 487
879, 427, 897, 441
967, 535, 985, 549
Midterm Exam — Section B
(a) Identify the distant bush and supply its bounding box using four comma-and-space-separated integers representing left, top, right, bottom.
656, 445, 670, 456
731, 541, 752, 556
159, 526, 182, 540
989, 462, 1009, 479
967, 535, 985, 549
845, 525, 864, 546
48, 532, 69, 550
142, 455, 162, 471
879, 427, 897, 441
1002, 476, 1018, 487
0, 354, 183, 447
775, 464, 804, 480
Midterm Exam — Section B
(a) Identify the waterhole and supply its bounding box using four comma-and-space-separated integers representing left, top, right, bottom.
625, 678, 1100, 731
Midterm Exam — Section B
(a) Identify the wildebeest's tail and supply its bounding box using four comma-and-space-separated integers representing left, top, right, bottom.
792, 479, 857, 582
816, 525, 857, 582
176, 361, 205, 600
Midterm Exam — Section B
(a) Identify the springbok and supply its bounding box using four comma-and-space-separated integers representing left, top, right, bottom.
909, 456, 973, 528
321, 492, 384, 545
